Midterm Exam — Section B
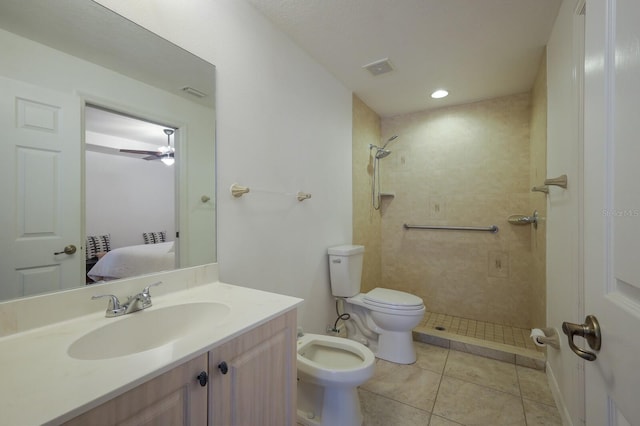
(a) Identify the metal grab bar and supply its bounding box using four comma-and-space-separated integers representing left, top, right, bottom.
403, 224, 499, 233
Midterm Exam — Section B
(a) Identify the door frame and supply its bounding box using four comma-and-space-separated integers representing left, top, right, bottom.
79, 92, 186, 269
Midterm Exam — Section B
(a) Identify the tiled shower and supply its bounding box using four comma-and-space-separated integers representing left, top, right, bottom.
352, 57, 547, 353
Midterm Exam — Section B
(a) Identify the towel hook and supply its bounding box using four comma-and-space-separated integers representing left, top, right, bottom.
230, 183, 250, 197
297, 192, 312, 202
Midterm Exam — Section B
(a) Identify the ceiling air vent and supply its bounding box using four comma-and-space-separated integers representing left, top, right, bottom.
362, 58, 394, 76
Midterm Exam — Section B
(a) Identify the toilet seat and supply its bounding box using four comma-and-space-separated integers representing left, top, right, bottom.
347, 288, 425, 316
364, 287, 424, 310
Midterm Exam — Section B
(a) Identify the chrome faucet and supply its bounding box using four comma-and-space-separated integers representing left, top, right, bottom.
93, 281, 162, 317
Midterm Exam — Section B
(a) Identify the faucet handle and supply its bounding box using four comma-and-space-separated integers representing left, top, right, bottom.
92, 294, 125, 317
143, 281, 162, 295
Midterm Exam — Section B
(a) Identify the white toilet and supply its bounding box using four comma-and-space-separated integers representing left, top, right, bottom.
296, 332, 375, 426
328, 245, 426, 364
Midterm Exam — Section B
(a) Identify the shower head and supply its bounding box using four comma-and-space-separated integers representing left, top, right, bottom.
381, 135, 398, 149
369, 136, 398, 159
375, 149, 391, 159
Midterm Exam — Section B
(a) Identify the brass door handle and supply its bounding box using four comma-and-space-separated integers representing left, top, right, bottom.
54, 245, 77, 255
561, 315, 601, 361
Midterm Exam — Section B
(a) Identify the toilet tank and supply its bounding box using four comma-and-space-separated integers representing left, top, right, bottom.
328, 245, 364, 297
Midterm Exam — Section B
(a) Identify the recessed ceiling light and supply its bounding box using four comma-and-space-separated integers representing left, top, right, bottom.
431, 89, 449, 99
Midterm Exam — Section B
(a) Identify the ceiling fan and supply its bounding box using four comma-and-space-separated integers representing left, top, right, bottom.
119, 128, 175, 165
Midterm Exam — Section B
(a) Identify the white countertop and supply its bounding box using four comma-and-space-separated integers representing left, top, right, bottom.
0, 281, 302, 425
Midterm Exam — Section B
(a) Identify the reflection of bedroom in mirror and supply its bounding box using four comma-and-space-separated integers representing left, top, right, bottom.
0, 0, 216, 303
83, 106, 177, 283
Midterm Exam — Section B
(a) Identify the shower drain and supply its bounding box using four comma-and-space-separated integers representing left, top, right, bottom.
434, 326, 446, 331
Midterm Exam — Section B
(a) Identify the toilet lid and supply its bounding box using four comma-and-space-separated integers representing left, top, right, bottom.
363, 288, 424, 310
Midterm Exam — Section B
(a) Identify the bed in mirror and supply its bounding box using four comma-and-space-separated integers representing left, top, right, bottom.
0, 0, 216, 301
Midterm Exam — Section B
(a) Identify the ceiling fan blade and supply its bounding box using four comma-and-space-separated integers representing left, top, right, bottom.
119, 149, 159, 155
143, 152, 175, 161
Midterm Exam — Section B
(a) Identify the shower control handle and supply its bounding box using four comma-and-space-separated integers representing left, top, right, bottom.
508, 210, 539, 229
561, 315, 601, 361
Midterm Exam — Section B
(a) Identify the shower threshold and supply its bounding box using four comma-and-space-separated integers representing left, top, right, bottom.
413, 311, 546, 370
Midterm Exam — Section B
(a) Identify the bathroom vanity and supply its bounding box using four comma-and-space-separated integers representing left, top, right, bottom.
64, 311, 296, 425
0, 265, 302, 425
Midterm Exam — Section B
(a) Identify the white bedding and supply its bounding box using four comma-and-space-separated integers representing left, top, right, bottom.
88, 242, 175, 282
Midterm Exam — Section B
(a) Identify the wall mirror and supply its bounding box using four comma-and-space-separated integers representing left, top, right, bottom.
0, 0, 216, 302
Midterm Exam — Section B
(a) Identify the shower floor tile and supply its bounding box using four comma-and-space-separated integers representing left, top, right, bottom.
414, 311, 545, 367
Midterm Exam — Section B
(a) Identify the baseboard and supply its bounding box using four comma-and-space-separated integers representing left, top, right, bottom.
546, 361, 574, 426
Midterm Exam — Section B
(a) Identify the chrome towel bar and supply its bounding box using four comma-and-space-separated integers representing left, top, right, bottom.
403, 224, 499, 233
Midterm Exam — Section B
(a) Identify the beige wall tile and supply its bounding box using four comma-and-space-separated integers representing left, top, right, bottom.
529, 54, 548, 328
352, 95, 382, 293
354, 84, 547, 330
379, 93, 538, 328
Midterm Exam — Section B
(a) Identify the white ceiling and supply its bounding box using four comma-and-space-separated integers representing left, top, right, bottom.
85, 106, 170, 142
85, 106, 172, 157
0, 0, 215, 109
244, 0, 562, 118
0, 0, 211, 158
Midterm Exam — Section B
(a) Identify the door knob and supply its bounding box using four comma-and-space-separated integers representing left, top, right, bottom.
54, 245, 77, 255
561, 315, 601, 361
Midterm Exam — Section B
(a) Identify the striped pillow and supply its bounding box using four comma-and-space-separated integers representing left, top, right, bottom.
143, 231, 167, 244
86, 234, 111, 260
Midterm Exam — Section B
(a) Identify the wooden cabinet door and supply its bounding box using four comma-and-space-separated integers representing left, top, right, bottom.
64, 354, 208, 426
209, 310, 297, 426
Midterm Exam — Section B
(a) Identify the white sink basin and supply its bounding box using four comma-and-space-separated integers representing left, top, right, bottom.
68, 302, 230, 360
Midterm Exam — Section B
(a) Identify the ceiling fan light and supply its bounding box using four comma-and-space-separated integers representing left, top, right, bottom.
161, 156, 175, 166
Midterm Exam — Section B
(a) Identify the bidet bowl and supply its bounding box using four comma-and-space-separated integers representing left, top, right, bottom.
296, 334, 375, 387
67, 302, 230, 360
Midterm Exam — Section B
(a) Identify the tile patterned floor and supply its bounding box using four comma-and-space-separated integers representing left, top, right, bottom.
415, 311, 544, 354
358, 341, 562, 426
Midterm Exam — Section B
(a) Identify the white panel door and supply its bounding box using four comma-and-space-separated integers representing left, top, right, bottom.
0, 76, 81, 299
583, 0, 640, 424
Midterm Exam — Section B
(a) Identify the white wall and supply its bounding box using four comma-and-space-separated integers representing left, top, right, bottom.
85, 140, 175, 248
546, 0, 584, 424
95, 0, 353, 332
